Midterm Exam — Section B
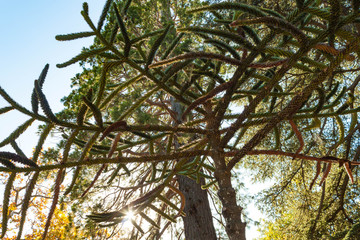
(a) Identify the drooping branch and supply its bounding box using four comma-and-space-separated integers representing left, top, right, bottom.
226, 39, 360, 170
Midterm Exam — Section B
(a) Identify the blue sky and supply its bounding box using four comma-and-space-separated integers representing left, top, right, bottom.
0, 1, 104, 154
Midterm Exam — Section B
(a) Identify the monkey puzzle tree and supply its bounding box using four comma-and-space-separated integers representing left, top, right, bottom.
1, 0, 360, 240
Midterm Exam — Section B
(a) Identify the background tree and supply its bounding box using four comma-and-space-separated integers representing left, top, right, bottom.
1, 0, 360, 240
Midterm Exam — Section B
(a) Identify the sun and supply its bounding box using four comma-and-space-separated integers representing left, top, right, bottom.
119, 209, 135, 231
124, 210, 135, 220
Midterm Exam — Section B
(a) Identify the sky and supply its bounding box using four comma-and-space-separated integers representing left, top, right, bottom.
0, 1, 104, 154
0, 1, 264, 239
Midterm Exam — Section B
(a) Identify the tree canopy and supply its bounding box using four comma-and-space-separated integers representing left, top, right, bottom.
1, 0, 360, 239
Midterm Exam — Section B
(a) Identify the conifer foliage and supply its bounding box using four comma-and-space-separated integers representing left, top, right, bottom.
1, 0, 360, 239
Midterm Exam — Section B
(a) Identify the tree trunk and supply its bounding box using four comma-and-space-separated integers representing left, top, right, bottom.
171, 98, 217, 240
177, 175, 217, 240
206, 109, 247, 240
214, 167, 247, 240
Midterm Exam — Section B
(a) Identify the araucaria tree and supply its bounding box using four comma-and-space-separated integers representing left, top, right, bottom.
1, 0, 360, 239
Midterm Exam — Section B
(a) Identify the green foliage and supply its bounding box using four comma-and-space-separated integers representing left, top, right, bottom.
343, 222, 360, 240
0, 106, 14, 115
113, 3, 131, 56
0, 118, 35, 148
0, 152, 38, 168
82, 96, 103, 128
17, 172, 39, 239
55, 31, 95, 41
31, 64, 49, 114
98, 0, 113, 31
34, 80, 61, 123
32, 123, 54, 163
188, 2, 268, 18
56, 47, 108, 68
178, 26, 255, 50
146, 24, 171, 68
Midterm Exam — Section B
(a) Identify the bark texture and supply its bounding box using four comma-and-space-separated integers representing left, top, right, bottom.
207, 110, 247, 240
172, 97, 217, 240
177, 175, 217, 240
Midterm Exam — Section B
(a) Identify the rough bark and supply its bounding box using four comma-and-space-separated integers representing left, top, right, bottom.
207, 111, 247, 240
212, 145, 247, 240
172, 98, 217, 240
177, 175, 217, 240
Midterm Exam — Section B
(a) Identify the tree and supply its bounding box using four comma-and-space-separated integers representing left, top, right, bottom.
1, 0, 360, 239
